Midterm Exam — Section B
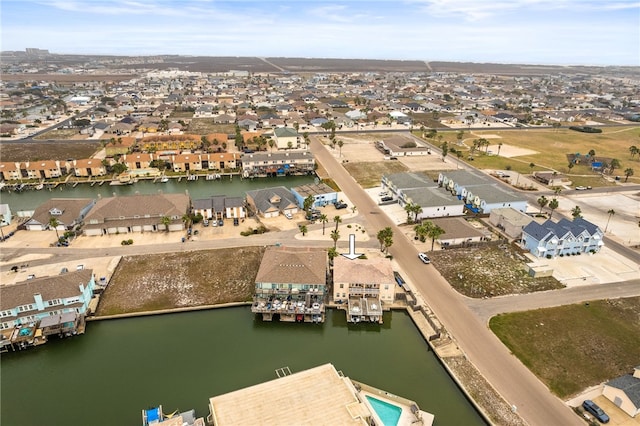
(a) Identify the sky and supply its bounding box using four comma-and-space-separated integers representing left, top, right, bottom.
1, 0, 639, 66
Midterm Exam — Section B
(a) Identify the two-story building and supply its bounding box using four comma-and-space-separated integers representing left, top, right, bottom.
245, 186, 299, 218
240, 151, 315, 177
0, 269, 95, 351
290, 182, 339, 209
192, 195, 245, 220
273, 127, 300, 149
252, 246, 327, 323
521, 217, 604, 258
332, 257, 395, 324
24, 198, 95, 232
73, 159, 107, 178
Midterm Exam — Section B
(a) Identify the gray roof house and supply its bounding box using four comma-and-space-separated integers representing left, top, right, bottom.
246, 186, 299, 218
520, 217, 604, 258
603, 367, 640, 418
193, 195, 246, 220
25, 198, 95, 231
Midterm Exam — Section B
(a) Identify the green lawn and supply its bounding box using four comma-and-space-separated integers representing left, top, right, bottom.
490, 297, 640, 398
420, 126, 640, 184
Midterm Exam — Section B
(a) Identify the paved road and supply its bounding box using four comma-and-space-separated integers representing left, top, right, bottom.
467, 279, 640, 322
309, 139, 584, 425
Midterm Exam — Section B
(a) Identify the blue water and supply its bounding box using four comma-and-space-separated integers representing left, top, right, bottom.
366, 395, 402, 426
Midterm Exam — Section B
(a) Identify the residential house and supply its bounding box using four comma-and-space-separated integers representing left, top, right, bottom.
122, 153, 154, 170
0, 162, 21, 181
24, 198, 95, 232
533, 171, 572, 187
273, 127, 300, 149
139, 135, 199, 151
520, 217, 604, 258
240, 151, 315, 177
82, 193, 190, 236
73, 159, 107, 177
200, 153, 241, 172
376, 136, 430, 157
489, 207, 534, 240
251, 246, 327, 323
430, 217, 487, 248
22, 160, 64, 180
192, 195, 246, 220
245, 186, 299, 218
603, 367, 640, 418
171, 153, 202, 173
290, 182, 339, 209
332, 257, 395, 324
0, 269, 95, 351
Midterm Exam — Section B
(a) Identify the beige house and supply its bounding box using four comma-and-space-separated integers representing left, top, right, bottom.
489, 207, 534, 240
200, 153, 241, 171
332, 257, 395, 324
23, 160, 64, 180
171, 154, 202, 173
82, 193, 190, 236
251, 246, 327, 323
603, 367, 640, 418
73, 159, 106, 177
122, 153, 154, 170
273, 127, 300, 149
0, 162, 21, 181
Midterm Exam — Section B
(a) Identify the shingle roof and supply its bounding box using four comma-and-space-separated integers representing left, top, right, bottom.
246, 186, 298, 213
27, 198, 94, 227
84, 193, 189, 222
606, 374, 640, 407
333, 257, 394, 285
255, 246, 326, 285
0, 269, 93, 310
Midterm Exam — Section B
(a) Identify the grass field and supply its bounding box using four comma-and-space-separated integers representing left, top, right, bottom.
422, 126, 640, 183
490, 296, 640, 398
0, 141, 101, 162
187, 119, 235, 135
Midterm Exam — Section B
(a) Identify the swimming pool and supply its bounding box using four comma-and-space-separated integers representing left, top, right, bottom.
366, 395, 402, 426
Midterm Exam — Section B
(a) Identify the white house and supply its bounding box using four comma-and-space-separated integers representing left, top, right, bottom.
603, 367, 640, 418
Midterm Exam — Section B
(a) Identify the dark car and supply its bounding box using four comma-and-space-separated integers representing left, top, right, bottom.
393, 271, 406, 286
380, 196, 393, 202
233, 218, 239, 226
582, 400, 609, 423
218, 219, 224, 227
334, 202, 348, 209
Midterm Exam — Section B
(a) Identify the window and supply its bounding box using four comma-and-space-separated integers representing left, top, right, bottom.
339, 284, 344, 289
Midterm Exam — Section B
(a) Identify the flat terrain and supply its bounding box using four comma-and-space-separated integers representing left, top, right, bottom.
428, 244, 564, 298
96, 247, 265, 316
490, 296, 640, 398
0, 140, 101, 162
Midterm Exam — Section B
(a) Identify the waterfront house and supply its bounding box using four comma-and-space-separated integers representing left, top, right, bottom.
192, 195, 246, 220
520, 217, 604, 258
245, 186, 299, 218
22, 160, 64, 180
82, 193, 190, 236
603, 367, 640, 418
240, 151, 315, 177
0, 162, 21, 181
171, 153, 202, 173
200, 152, 241, 172
252, 246, 327, 323
291, 182, 339, 208
123, 153, 154, 170
0, 269, 96, 351
24, 198, 95, 232
73, 159, 107, 178
333, 257, 395, 324
206, 363, 434, 426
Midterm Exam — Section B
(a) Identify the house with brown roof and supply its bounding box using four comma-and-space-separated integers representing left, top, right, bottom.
200, 153, 241, 172
332, 257, 395, 324
24, 198, 95, 232
0, 269, 95, 351
0, 162, 21, 181
171, 153, 202, 173
251, 246, 327, 323
22, 160, 64, 180
122, 153, 154, 170
82, 193, 190, 236
73, 159, 107, 177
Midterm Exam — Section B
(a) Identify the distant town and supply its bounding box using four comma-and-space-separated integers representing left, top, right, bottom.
1, 50, 639, 426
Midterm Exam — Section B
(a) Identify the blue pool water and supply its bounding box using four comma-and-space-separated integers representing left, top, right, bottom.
366, 395, 402, 426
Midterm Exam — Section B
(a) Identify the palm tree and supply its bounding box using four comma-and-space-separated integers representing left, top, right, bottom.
605, 209, 615, 233
571, 206, 582, 219
629, 145, 639, 159
319, 214, 328, 235
48, 216, 60, 239
414, 222, 429, 242
327, 247, 339, 266
548, 198, 559, 219
529, 162, 535, 173
376, 227, 393, 253
497, 142, 503, 156
441, 141, 448, 162
333, 215, 342, 232
337, 139, 344, 157
404, 203, 414, 223
299, 225, 308, 236
160, 215, 171, 232
426, 222, 445, 251
330, 229, 340, 249
537, 195, 549, 213
609, 159, 621, 174
624, 168, 634, 182
268, 139, 275, 152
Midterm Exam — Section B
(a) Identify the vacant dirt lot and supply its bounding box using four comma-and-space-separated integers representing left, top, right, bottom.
0, 141, 102, 162
96, 246, 265, 316
429, 244, 564, 298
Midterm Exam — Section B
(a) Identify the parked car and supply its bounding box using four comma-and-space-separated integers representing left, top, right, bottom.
203, 219, 209, 227
582, 400, 609, 423
284, 212, 293, 219
418, 252, 431, 264
380, 196, 393, 202
334, 202, 348, 209
76, 264, 84, 270
233, 218, 239, 226
393, 271, 406, 286
218, 219, 224, 227
575, 186, 593, 190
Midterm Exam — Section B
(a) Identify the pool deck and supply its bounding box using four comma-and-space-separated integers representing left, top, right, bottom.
355, 381, 435, 426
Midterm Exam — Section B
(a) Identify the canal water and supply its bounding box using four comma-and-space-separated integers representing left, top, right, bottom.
0, 308, 484, 426
0, 175, 316, 212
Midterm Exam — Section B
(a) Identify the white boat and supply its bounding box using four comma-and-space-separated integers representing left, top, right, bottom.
35, 183, 44, 190
160, 177, 169, 183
